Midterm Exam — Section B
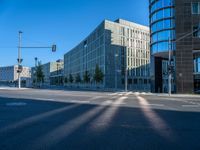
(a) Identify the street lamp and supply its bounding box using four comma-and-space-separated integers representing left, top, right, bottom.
34, 57, 38, 86
115, 53, 119, 91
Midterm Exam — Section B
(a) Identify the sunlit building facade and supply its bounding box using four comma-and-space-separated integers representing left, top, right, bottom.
149, 0, 200, 93
64, 19, 150, 90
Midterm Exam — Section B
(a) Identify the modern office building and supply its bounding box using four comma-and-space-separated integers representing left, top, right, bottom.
0, 65, 31, 85
32, 60, 64, 86
64, 19, 150, 90
149, 0, 200, 93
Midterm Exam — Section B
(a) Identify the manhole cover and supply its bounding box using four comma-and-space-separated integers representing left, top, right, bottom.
6, 102, 27, 106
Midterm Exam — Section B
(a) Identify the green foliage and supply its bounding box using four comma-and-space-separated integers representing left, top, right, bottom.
93, 64, 104, 83
83, 71, 90, 83
64, 76, 68, 83
35, 61, 44, 83
75, 73, 81, 83
69, 74, 74, 83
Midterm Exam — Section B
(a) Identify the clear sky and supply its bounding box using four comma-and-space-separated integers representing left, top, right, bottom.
0, 0, 149, 67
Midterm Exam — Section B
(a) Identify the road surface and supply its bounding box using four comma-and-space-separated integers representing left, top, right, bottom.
0, 88, 200, 150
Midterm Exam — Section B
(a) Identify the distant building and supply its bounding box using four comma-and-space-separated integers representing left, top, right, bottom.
64, 19, 150, 91
0, 65, 31, 86
31, 60, 64, 86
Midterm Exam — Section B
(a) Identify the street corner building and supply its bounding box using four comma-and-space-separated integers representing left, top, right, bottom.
64, 19, 150, 91
0, 65, 31, 87
149, 0, 200, 93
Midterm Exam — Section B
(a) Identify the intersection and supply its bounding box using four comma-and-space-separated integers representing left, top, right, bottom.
0, 88, 200, 150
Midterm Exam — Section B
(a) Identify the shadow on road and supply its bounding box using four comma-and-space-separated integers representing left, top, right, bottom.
0, 96, 200, 150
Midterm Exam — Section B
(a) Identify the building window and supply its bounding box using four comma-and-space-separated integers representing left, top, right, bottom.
192, 2, 200, 14
194, 56, 200, 73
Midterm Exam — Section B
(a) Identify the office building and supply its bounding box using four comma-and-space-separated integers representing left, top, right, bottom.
32, 60, 64, 86
64, 19, 150, 90
149, 0, 200, 93
0, 65, 31, 86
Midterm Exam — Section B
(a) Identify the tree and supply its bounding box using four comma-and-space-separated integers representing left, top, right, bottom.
83, 71, 90, 83
64, 76, 68, 84
75, 73, 81, 83
69, 74, 74, 83
35, 61, 44, 86
93, 64, 104, 83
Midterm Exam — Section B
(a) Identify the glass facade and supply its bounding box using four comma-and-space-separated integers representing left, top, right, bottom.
194, 54, 200, 73
150, 0, 175, 54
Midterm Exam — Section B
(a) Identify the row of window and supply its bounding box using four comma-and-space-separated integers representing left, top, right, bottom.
120, 27, 149, 41
122, 78, 150, 85
151, 8, 174, 23
152, 29, 175, 43
151, 41, 176, 54
151, 19, 175, 33
151, 0, 174, 13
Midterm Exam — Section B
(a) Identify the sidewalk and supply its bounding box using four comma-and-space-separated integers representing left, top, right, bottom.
0, 87, 29, 90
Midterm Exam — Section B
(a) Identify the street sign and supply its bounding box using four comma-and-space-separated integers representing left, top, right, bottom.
17, 58, 23, 63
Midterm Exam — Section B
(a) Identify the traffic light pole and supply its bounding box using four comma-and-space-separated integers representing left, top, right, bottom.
168, 38, 171, 96
16, 31, 56, 89
18, 31, 22, 89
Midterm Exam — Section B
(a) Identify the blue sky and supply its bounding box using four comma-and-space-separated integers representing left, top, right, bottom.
0, 0, 149, 67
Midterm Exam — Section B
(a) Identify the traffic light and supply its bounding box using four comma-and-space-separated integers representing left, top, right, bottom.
52, 45, 56, 52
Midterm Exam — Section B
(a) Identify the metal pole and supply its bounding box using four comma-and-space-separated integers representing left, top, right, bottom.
168, 38, 171, 96
115, 54, 118, 91
18, 31, 22, 89
35, 57, 38, 86
125, 49, 128, 92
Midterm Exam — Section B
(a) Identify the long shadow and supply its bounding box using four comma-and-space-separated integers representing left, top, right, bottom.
0, 96, 200, 150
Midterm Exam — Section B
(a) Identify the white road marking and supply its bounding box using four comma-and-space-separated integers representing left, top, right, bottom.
70, 100, 90, 103
142, 104, 164, 107
182, 105, 200, 108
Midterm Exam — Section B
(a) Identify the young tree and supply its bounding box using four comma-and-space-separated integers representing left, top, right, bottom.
69, 74, 74, 83
75, 73, 81, 83
83, 71, 90, 83
64, 76, 68, 84
35, 61, 44, 86
93, 64, 104, 84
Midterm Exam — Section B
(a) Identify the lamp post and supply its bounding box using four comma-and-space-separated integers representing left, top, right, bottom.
34, 57, 38, 86
115, 53, 119, 91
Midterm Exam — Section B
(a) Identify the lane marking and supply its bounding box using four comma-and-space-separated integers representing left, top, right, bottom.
142, 104, 164, 107
182, 105, 200, 108
70, 100, 90, 103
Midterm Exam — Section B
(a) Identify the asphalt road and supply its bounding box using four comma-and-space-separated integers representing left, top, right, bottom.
0, 88, 200, 150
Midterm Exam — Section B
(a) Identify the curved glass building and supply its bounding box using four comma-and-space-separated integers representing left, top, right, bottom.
150, 0, 176, 93
149, 0, 200, 93
150, 0, 175, 55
